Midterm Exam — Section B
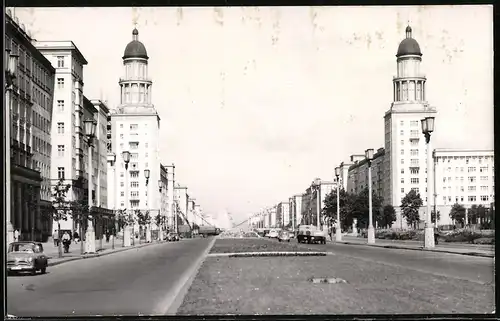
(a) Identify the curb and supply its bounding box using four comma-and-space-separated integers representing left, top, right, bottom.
47, 241, 165, 267
337, 241, 494, 258
208, 251, 328, 258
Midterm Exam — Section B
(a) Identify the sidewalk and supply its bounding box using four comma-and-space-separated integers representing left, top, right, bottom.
44, 237, 164, 267
329, 235, 494, 258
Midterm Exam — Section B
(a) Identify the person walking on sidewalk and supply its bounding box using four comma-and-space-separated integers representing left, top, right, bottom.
434, 227, 440, 245
14, 229, 19, 242
53, 230, 60, 247
62, 231, 71, 253
73, 230, 80, 244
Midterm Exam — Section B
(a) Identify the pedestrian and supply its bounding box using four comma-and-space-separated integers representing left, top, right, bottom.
73, 230, 79, 244
434, 227, 439, 245
53, 230, 60, 247
14, 229, 19, 242
62, 231, 71, 253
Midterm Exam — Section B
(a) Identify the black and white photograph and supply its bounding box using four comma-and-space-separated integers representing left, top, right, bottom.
4, 5, 495, 317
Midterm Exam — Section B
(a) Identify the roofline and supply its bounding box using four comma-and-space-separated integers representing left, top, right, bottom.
90, 99, 110, 114
433, 149, 494, 154
83, 96, 98, 114
348, 148, 386, 171
34, 40, 88, 65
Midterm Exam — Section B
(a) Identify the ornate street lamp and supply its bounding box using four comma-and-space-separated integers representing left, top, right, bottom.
121, 150, 131, 247
83, 119, 97, 254
421, 116, 436, 248
5, 49, 19, 251
144, 168, 151, 242
144, 169, 150, 186
334, 167, 342, 242
365, 148, 375, 244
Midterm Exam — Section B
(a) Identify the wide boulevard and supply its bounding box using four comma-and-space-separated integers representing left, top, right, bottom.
7, 238, 213, 317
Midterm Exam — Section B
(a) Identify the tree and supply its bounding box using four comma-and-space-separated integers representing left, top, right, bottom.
380, 205, 397, 229
322, 188, 357, 231
449, 203, 466, 227
352, 188, 384, 230
136, 210, 151, 243
431, 209, 441, 225
48, 178, 72, 258
70, 199, 89, 255
116, 209, 134, 246
400, 190, 423, 229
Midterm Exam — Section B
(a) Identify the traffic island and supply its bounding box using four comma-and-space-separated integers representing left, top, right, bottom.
210, 238, 318, 254
177, 254, 494, 315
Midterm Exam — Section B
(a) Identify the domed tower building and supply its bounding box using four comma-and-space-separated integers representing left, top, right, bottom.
383, 26, 437, 229
109, 28, 162, 239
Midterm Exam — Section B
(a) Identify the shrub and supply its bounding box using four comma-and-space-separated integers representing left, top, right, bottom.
473, 237, 494, 245
443, 230, 483, 243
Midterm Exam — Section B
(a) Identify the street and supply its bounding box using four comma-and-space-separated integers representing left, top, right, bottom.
298, 239, 494, 285
7, 238, 214, 317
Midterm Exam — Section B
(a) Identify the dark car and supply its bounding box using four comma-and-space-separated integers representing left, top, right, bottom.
165, 232, 180, 242
7, 241, 49, 275
297, 225, 327, 244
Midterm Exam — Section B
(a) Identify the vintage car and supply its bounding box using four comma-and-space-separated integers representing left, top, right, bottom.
7, 241, 49, 275
297, 225, 327, 244
165, 232, 180, 242
278, 230, 291, 242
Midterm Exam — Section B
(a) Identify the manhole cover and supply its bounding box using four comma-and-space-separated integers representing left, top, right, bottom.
309, 277, 347, 284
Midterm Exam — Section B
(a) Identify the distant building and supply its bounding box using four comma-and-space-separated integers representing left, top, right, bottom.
347, 148, 386, 199
289, 194, 303, 230
174, 185, 188, 225
300, 179, 334, 227
5, 11, 56, 241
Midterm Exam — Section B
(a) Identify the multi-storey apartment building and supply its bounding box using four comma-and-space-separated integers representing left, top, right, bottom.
187, 198, 196, 227
174, 184, 188, 225
289, 194, 303, 230
163, 164, 176, 230
158, 163, 169, 232
434, 149, 495, 224
300, 180, 334, 228
108, 27, 161, 235
5, 11, 55, 241
91, 99, 109, 208
276, 201, 290, 228
347, 148, 386, 200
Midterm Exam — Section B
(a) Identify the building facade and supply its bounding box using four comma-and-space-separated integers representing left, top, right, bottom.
433, 149, 495, 225
174, 185, 188, 225
383, 26, 437, 229
290, 194, 303, 229
91, 99, 109, 208
6, 11, 55, 241
109, 27, 161, 234
158, 164, 169, 231
347, 148, 386, 199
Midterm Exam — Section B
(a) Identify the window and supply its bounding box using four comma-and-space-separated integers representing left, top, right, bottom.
130, 124, 138, 130
411, 187, 419, 193
120, 172, 124, 177
57, 145, 65, 157
120, 134, 124, 139
401, 188, 404, 193
401, 149, 404, 155
468, 166, 476, 172
57, 167, 65, 179
400, 140, 404, 146
481, 195, 489, 201
468, 196, 477, 202
401, 159, 404, 164
468, 176, 476, 183
57, 78, 64, 88
131, 153, 139, 159
401, 178, 404, 183
468, 186, 476, 192
410, 168, 419, 175
411, 140, 418, 146
120, 192, 125, 197
130, 142, 139, 149
410, 159, 419, 166
400, 130, 404, 135
120, 143, 124, 148
145, 143, 148, 148
57, 100, 64, 111
130, 172, 139, 178
410, 149, 419, 156
401, 169, 404, 174
480, 176, 488, 181
120, 182, 124, 187
120, 124, 124, 128
480, 166, 488, 173
400, 120, 404, 126
145, 152, 148, 157
57, 122, 64, 134
410, 178, 419, 184
131, 191, 139, 197
410, 120, 419, 127
121, 202, 125, 207
130, 181, 139, 188
57, 56, 65, 68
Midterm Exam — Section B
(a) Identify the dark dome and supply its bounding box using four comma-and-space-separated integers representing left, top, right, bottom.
396, 26, 422, 57
123, 28, 148, 60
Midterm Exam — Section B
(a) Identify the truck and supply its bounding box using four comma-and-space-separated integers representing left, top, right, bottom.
177, 224, 192, 238
198, 226, 220, 237
297, 225, 327, 244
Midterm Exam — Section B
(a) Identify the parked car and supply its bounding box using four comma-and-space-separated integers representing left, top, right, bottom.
278, 231, 291, 242
297, 225, 327, 244
268, 229, 280, 239
7, 241, 48, 275
165, 232, 180, 242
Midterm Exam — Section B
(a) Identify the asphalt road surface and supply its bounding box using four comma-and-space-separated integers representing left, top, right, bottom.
7, 238, 214, 317
294, 238, 494, 285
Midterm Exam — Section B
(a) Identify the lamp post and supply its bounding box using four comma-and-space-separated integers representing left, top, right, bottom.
312, 178, 322, 230
334, 167, 342, 242
421, 116, 436, 248
144, 169, 151, 243
122, 150, 131, 247
83, 119, 97, 254
158, 179, 164, 241
365, 148, 375, 244
5, 49, 19, 250
110, 154, 117, 250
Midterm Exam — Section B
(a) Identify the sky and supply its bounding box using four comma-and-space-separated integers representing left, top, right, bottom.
11, 5, 494, 223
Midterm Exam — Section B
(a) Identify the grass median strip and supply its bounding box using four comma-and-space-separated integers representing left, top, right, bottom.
178, 238, 494, 315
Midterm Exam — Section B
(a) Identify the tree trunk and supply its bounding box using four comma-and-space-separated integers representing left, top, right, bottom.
58, 222, 63, 258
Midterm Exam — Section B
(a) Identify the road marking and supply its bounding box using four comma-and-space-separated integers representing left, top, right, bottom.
154, 237, 217, 315
207, 251, 328, 257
